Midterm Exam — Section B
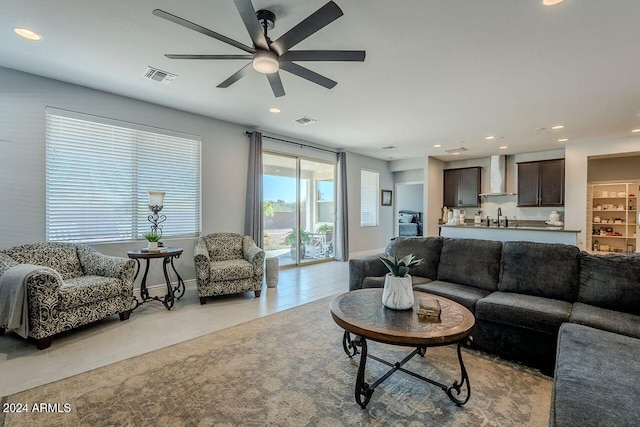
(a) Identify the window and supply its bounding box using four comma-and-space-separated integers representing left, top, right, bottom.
46, 108, 201, 243
360, 169, 379, 227
316, 179, 335, 223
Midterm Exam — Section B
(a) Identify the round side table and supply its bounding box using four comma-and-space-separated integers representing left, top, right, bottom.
127, 247, 185, 310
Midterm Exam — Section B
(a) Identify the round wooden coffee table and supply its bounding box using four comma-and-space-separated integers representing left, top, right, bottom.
330, 288, 475, 408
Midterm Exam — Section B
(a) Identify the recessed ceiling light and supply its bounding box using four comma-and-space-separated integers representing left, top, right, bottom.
542, 0, 565, 6
485, 136, 496, 140
452, 152, 461, 156
551, 125, 565, 130
433, 144, 442, 148
632, 129, 640, 133
558, 138, 569, 142
269, 108, 280, 113
14, 27, 42, 41
499, 146, 508, 150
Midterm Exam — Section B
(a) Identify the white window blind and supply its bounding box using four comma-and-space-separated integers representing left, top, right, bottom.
46, 108, 201, 243
360, 169, 379, 227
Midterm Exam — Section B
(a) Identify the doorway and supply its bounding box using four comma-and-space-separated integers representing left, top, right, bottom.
395, 181, 424, 237
262, 152, 336, 266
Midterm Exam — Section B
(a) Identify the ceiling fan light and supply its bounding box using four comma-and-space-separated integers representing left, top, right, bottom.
252, 50, 279, 74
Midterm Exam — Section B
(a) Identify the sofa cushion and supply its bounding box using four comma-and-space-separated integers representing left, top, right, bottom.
210, 259, 254, 281
436, 238, 502, 291
499, 241, 579, 301
578, 252, 640, 315
569, 302, 640, 339
385, 237, 443, 280
2, 242, 84, 280
59, 275, 123, 309
475, 291, 571, 334
362, 275, 431, 289
550, 323, 640, 427
414, 280, 492, 312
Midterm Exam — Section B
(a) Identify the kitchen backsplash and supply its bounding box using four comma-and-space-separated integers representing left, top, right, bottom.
475, 195, 563, 222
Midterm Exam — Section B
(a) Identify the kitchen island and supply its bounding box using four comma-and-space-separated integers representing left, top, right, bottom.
439, 224, 581, 245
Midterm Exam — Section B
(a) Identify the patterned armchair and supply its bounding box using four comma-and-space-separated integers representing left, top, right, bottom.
0, 242, 136, 349
194, 233, 265, 304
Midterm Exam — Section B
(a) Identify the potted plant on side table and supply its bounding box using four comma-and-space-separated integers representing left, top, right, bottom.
379, 253, 422, 310
143, 229, 162, 251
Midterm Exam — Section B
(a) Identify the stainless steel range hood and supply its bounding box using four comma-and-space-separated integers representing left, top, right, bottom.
479, 155, 516, 197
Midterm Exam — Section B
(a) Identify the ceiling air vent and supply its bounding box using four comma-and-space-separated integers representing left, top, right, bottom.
294, 117, 317, 125
144, 67, 177, 83
444, 146, 467, 154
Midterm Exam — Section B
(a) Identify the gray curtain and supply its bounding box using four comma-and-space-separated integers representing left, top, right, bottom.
244, 131, 263, 248
335, 151, 349, 261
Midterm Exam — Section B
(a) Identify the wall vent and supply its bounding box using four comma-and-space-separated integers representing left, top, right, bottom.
294, 117, 317, 125
444, 146, 467, 154
144, 67, 177, 83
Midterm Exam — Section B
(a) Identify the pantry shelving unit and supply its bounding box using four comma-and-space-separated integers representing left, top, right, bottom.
586, 181, 639, 254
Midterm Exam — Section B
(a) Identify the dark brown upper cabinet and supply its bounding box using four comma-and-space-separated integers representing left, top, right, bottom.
443, 167, 481, 207
517, 159, 565, 207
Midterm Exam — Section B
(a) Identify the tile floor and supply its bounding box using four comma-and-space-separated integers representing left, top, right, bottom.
0, 261, 349, 396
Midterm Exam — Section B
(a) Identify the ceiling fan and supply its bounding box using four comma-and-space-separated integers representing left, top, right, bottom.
153, 0, 365, 97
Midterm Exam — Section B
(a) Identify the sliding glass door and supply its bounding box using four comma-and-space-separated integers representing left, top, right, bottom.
263, 152, 336, 266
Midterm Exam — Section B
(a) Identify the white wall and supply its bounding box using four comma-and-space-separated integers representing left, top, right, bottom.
0, 67, 393, 282
588, 155, 640, 182
394, 169, 423, 183
565, 136, 640, 249
346, 152, 394, 256
396, 183, 423, 212
425, 157, 444, 236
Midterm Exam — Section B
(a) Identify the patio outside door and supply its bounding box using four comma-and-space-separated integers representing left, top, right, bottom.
263, 152, 336, 266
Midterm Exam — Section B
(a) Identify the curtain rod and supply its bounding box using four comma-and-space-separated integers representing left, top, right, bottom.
245, 131, 338, 154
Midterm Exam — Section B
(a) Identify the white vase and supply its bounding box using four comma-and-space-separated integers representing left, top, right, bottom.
147, 241, 158, 250
382, 273, 414, 310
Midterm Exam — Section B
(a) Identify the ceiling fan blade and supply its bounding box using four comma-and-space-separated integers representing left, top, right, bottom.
166, 54, 253, 60
153, 9, 255, 54
217, 63, 252, 88
280, 50, 366, 62
266, 72, 285, 97
280, 62, 337, 89
270, 1, 343, 55
232, 0, 269, 51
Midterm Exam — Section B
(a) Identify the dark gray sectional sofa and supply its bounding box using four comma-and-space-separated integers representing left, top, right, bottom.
350, 236, 640, 425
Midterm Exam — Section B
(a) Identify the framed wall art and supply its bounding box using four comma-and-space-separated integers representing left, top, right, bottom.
381, 190, 392, 206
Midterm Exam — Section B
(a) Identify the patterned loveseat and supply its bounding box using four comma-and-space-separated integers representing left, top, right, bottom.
0, 242, 136, 349
194, 233, 265, 304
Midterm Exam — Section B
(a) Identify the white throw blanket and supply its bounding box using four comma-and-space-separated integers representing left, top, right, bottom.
0, 264, 61, 338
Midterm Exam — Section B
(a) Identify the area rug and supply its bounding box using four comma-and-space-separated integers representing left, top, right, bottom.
1, 296, 552, 426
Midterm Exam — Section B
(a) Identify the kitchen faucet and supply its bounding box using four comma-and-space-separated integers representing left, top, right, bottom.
497, 207, 502, 227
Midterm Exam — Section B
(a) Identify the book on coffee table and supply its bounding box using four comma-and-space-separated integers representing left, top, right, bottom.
417, 297, 441, 319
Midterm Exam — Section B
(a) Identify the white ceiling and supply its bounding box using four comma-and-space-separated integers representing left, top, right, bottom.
2, 0, 640, 161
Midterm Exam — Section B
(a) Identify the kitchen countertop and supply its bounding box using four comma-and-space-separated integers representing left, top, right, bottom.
439, 224, 581, 233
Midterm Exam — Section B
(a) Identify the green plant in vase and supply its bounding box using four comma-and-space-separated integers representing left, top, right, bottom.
379, 253, 422, 277
379, 253, 422, 310
143, 229, 162, 250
